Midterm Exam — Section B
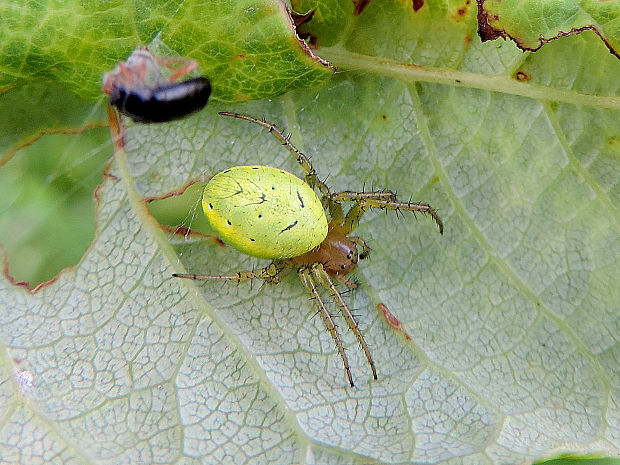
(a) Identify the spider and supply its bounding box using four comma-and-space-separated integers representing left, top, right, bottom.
173, 112, 443, 386
103, 46, 211, 124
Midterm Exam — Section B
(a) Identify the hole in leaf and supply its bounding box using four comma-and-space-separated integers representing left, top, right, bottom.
146, 181, 212, 235
0, 128, 110, 286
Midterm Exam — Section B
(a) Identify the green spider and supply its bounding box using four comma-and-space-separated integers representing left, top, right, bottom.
174, 112, 443, 386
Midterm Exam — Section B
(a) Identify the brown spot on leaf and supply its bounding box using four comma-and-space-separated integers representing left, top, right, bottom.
353, 0, 371, 15
377, 303, 412, 340
451, 1, 471, 22
515, 70, 530, 81
381, 114, 387, 120
412, 0, 424, 12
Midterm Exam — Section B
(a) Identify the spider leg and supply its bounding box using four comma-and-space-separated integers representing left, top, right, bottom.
173, 261, 288, 284
312, 264, 378, 381
298, 268, 354, 387
334, 273, 359, 290
334, 190, 397, 202
349, 235, 371, 260
328, 202, 345, 224
332, 190, 443, 235
218, 112, 331, 199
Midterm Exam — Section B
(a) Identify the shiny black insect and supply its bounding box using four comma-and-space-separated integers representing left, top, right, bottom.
103, 46, 211, 124
108, 77, 211, 123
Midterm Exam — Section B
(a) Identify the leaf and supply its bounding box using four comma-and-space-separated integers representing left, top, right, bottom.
1, 1, 619, 465
0, 0, 333, 284
476, 0, 620, 59
0, 0, 333, 100
0, 83, 111, 285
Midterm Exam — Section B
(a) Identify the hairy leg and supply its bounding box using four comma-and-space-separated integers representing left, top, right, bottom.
173, 261, 288, 284
298, 267, 354, 387
334, 273, 359, 289
217, 112, 334, 201
312, 264, 378, 382
332, 190, 443, 235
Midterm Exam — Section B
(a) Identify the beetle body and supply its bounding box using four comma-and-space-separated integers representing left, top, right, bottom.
108, 77, 211, 123
202, 166, 328, 259
103, 46, 211, 123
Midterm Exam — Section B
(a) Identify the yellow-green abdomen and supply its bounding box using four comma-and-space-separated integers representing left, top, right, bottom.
202, 166, 328, 259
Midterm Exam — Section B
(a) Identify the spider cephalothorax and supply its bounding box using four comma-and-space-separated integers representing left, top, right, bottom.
293, 225, 362, 278
174, 112, 443, 386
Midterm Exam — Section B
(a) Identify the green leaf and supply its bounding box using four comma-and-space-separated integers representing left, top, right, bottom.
1, 1, 619, 464
0, 0, 333, 100
0, 82, 111, 285
476, 0, 620, 59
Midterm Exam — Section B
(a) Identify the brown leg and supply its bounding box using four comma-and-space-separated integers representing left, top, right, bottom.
312, 264, 378, 381
173, 262, 287, 284
298, 268, 354, 387
332, 190, 444, 235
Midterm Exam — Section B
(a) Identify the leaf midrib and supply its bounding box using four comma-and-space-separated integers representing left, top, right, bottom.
320, 47, 620, 110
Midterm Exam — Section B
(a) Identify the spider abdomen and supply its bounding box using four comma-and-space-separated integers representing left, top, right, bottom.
202, 166, 328, 259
